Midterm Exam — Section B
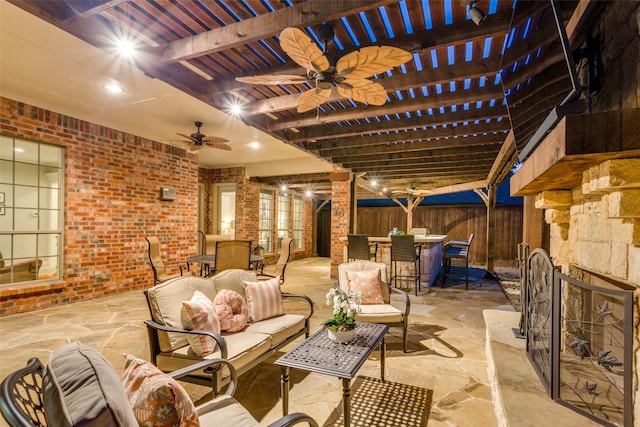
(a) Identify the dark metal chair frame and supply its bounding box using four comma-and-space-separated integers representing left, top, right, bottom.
389, 235, 422, 296
0, 356, 318, 427
442, 234, 474, 289
347, 234, 378, 262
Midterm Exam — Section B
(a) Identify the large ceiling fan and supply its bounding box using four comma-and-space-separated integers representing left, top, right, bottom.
177, 121, 231, 152
235, 23, 412, 113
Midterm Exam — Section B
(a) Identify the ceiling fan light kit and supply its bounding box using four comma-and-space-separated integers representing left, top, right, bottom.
235, 24, 412, 113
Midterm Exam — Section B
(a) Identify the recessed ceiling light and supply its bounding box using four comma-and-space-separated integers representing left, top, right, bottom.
229, 103, 242, 116
116, 39, 135, 58
249, 141, 260, 149
104, 83, 123, 93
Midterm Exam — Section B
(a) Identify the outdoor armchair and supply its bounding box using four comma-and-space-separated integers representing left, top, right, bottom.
0, 341, 318, 427
338, 260, 411, 352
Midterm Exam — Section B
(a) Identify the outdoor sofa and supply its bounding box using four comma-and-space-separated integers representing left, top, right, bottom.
144, 269, 313, 391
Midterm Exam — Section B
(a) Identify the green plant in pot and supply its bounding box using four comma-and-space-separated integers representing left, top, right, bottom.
323, 288, 361, 342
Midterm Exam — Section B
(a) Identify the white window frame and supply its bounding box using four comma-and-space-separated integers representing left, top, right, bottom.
0, 135, 64, 285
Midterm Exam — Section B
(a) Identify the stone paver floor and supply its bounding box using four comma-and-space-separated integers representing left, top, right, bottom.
0, 258, 518, 426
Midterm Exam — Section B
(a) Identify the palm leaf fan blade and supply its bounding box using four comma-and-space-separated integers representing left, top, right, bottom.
279, 27, 329, 73
202, 135, 229, 143
176, 132, 196, 142
235, 74, 309, 85
336, 46, 413, 79
297, 88, 332, 113
337, 80, 387, 106
207, 142, 232, 151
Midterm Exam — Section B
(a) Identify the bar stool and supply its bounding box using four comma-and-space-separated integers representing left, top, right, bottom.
347, 234, 378, 262
390, 235, 422, 296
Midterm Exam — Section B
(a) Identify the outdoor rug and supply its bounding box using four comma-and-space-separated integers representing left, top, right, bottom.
325, 375, 432, 427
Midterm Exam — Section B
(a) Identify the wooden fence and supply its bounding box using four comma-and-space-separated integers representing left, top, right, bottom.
318, 204, 523, 267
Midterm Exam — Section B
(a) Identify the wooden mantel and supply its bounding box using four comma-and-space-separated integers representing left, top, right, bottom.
511, 108, 640, 196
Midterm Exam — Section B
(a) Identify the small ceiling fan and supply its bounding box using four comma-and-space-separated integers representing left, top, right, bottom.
235, 23, 412, 113
391, 186, 433, 197
177, 121, 231, 152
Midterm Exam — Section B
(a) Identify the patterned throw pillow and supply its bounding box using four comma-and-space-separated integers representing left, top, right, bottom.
243, 277, 285, 322
180, 290, 221, 357
213, 289, 248, 332
122, 354, 200, 427
346, 269, 384, 304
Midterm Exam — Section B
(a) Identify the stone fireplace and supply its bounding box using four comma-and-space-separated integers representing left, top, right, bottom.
531, 157, 639, 423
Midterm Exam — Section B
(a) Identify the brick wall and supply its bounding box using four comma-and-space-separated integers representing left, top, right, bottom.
0, 97, 199, 315
330, 169, 352, 278
198, 168, 315, 265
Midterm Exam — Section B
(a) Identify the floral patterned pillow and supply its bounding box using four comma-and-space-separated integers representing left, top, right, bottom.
346, 269, 384, 304
213, 289, 248, 332
122, 354, 199, 427
180, 290, 221, 357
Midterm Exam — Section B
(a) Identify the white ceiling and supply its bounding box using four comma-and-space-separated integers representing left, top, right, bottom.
0, 2, 333, 177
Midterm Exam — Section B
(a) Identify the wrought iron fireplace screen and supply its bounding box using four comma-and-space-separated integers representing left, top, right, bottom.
521, 248, 633, 427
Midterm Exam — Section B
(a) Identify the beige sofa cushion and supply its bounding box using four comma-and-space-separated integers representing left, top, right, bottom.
197, 395, 259, 427
338, 261, 390, 303
355, 304, 403, 323
212, 269, 257, 300
146, 276, 216, 352
156, 331, 271, 379
244, 314, 306, 346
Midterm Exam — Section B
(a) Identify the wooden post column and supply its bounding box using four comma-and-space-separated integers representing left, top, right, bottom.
330, 169, 352, 278
475, 185, 497, 278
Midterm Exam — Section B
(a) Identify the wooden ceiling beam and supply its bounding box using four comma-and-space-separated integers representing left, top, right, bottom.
336, 147, 500, 165
289, 104, 507, 143
271, 85, 505, 132
154, 0, 396, 63
242, 55, 503, 115
308, 123, 509, 153
206, 10, 513, 94
250, 172, 331, 184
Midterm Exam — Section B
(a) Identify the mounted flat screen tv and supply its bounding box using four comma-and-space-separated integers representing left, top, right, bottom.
500, 0, 585, 162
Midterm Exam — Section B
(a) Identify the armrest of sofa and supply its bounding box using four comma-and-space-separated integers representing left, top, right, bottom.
389, 287, 411, 319
143, 319, 228, 360
169, 358, 237, 397
281, 293, 314, 319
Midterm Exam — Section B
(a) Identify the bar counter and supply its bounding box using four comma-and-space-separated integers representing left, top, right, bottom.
341, 235, 446, 287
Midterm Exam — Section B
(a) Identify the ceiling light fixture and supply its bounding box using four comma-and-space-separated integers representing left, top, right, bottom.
115, 39, 135, 58
468, 2, 486, 25
104, 83, 123, 93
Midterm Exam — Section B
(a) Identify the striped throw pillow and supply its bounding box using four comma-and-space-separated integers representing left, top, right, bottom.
180, 290, 221, 357
243, 277, 284, 322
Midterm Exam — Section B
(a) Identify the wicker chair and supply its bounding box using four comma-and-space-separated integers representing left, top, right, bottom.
346, 234, 378, 262
389, 235, 422, 296
442, 234, 474, 289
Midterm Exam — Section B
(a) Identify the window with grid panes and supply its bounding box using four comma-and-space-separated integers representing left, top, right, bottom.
277, 192, 289, 251
292, 196, 303, 250
0, 136, 63, 285
258, 189, 274, 253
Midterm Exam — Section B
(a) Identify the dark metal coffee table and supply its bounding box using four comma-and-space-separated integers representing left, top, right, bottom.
275, 322, 388, 427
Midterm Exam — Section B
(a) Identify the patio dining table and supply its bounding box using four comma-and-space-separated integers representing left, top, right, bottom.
186, 254, 264, 277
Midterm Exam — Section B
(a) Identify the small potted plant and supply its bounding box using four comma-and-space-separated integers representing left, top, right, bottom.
322, 287, 361, 343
